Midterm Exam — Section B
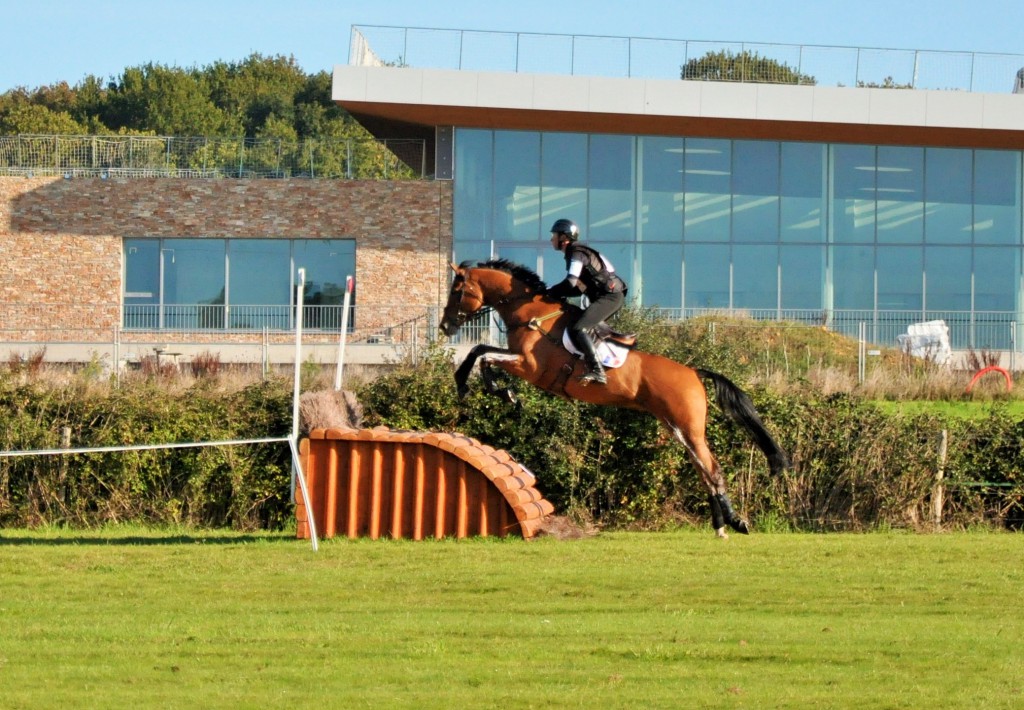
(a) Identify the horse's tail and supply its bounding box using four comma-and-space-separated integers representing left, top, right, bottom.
695, 368, 790, 475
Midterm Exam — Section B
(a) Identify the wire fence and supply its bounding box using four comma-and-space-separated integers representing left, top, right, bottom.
352, 25, 1024, 95
0, 134, 428, 179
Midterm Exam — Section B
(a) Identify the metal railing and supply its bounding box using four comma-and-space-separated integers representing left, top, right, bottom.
352, 25, 1024, 95
1, 303, 1021, 368
0, 134, 428, 179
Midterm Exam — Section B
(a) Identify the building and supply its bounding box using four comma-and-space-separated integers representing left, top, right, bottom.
334, 26, 1024, 354
2, 26, 1023, 369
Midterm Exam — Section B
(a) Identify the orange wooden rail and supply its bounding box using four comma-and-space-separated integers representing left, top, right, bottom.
296, 426, 554, 540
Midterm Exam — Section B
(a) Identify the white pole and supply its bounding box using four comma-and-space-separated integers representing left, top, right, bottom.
334, 275, 354, 391
289, 267, 319, 551
292, 268, 305, 443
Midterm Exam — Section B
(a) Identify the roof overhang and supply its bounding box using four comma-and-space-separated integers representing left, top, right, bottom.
334, 64, 1024, 151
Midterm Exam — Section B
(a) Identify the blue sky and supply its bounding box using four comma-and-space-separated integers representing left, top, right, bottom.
3, 0, 1022, 92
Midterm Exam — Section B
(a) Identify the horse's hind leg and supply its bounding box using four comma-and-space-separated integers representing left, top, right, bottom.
668, 422, 749, 537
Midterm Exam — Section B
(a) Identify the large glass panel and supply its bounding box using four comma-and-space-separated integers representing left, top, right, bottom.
587, 134, 634, 243
294, 240, 355, 329
684, 243, 730, 309
684, 139, 731, 242
163, 239, 226, 329
781, 142, 826, 243
454, 129, 493, 243
924, 246, 971, 311
877, 246, 922, 310
228, 240, 291, 329
832, 244, 874, 310
493, 131, 541, 241
541, 132, 587, 231
780, 245, 824, 310
924, 148, 972, 245
124, 239, 159, 329
732, 244, 778, 311
639, 136, 683, 241
974, 246, 1018, 312
638, 242, 682, 310
732, 141, 779, 244
875, 147, 923, 244
832, 144, 876, 244
974, 150, 1021, 245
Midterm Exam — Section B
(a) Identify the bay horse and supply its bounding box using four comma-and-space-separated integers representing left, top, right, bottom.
438, 259, 789, 538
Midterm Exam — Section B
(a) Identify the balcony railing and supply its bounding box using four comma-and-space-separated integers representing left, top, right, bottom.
0, 134, 427, 179
352, 24, 1024, 95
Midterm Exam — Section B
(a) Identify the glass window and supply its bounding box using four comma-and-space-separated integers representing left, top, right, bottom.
454, 129, 493, 243
924, 148, 972, 245
732, 141, 780, 244
493, 131, 541, 241
781, 142, 826, 243
638, 242, 682, 309
974, 150, 1021, 245
732, 244, 778, 311
540, 132, 587, 237
684, 139, 731, 243
832, 245, 874, 310
639, 136, 683, 242
877, 246, 923, 310
832, 144, 876, 244
780, 245, 824, 310
588, 134, 635, 242
974, 247, 1018, 311
875, 147, 923, 244
228, 240, 291, 329
924, 246, 971, 312
685, 243, 730, 309
124, 239, 159, 329
163, 239, 226, 329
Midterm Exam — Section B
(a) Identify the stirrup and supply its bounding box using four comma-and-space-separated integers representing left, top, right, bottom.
578, 368, 607, 385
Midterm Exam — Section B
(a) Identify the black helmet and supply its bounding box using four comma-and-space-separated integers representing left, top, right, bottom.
550, 218, 579, 241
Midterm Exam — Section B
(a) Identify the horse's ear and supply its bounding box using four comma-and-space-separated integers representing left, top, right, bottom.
449, 261, 459, 273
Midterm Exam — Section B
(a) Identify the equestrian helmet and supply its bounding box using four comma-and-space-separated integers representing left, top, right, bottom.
550, 218, 580, 241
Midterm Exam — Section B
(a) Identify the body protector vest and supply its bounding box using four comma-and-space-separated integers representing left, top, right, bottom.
565, 243, 627, 296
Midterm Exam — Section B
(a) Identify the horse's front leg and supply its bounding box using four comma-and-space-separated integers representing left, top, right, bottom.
455, 344, 523, 400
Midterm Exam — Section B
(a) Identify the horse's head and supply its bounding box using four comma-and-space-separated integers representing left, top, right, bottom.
439, 262, 485, 337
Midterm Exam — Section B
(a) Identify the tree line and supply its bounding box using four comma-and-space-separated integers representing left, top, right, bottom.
0, 53, 370, 142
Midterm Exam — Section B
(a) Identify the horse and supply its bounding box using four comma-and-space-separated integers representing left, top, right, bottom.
438, 258, 790, 538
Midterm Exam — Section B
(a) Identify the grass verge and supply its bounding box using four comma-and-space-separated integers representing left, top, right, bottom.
1, 527, 1022, 709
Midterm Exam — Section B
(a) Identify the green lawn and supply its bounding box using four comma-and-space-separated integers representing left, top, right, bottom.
1, 527, 1022, 709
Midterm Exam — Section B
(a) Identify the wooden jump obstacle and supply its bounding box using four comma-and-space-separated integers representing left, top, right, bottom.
296, 426, 554, 540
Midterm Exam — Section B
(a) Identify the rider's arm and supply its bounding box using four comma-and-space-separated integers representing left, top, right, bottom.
545, 257, 586, 299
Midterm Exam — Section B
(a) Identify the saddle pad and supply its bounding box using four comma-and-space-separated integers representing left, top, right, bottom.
562, 330, 630, 369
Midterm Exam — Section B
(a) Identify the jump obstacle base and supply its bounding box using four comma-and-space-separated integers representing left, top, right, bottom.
297, 427, 554, 540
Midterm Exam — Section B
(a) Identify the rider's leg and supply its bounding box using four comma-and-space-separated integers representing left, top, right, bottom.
571, 291, 624, 385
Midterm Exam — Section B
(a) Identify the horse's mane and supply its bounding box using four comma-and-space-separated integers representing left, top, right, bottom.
462, 258, 548, 292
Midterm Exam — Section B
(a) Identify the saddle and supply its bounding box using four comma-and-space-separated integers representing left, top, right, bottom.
592, 321, 637, 349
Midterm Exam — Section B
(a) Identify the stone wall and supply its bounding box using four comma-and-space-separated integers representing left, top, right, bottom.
0, 177, 453, 350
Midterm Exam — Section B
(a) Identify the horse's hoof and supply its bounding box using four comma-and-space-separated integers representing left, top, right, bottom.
730, 519, 750, 535
715, 527, 729, 540
501, 389, 518, 405
457, 385, 469, 400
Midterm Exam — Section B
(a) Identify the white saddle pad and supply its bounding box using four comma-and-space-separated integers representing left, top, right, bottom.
562, 331, 630, 369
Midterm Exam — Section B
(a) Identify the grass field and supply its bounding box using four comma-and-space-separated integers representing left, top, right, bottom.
1, 527, 1022, 709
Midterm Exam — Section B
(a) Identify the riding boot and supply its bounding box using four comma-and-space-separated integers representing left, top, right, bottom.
572, 329, 607, 385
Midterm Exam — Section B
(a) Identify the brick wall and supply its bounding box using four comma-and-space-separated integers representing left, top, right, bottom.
0, 177, 453, 340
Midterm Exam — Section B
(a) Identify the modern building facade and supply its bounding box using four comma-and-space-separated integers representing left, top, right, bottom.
334, 27, 1024, 351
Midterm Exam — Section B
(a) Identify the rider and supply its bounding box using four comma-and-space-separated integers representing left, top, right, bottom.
545, 218, 628, 385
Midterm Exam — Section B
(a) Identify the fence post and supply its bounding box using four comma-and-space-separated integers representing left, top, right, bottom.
932, 429, 948, 530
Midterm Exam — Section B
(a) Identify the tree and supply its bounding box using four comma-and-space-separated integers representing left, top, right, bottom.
681, 50, 815, 85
